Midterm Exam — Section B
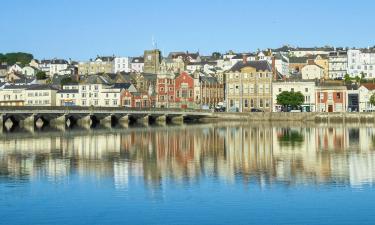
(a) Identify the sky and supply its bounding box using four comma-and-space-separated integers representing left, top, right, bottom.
0, 0, 374, 60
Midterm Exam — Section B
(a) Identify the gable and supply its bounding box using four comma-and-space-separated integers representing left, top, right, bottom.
240, 66, 257, 73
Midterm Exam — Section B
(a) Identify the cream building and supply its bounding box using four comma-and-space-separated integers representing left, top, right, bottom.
226, 60, 273, 112
25, 85, 58, 106
272, 81, 316, 112
301, 63, 324, 80
0, 85, 27, 106
78, 56, 115, 75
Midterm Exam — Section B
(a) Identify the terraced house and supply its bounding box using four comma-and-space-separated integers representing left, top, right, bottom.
226, 59, 273, 112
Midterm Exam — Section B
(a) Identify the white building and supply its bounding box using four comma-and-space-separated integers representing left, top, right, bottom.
273, 53, 289, 78
114, 57, 131, 73
347, 49, 375, 78
8, 64, 23, 74
301, 63, 324, 80
272, 81, 316, 112
0, 85, 27, 106
25, 85, 58, 106
358, 84, 375, 112
49, 59, 69, 76
22, 66, 38, 77
56, 89, 79, 106
328, 51, 348, 79
130, 57, 144, 72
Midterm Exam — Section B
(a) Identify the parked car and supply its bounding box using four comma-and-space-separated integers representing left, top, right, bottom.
251, 108, 263, 112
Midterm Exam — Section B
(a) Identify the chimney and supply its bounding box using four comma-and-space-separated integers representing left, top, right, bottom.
242, 54, 247, 64
272, 56, 276, 80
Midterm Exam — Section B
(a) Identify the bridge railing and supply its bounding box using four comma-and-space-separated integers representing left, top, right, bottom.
0, 106, 212, 113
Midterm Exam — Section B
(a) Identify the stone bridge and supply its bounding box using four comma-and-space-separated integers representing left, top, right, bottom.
0, 106, 213, 130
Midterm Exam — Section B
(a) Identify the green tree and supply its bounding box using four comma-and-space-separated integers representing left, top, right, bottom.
0, 52, 33, 66
60, 76, 78, 86
276, 91, 305, 111
355, 75, 361, 83
35, 71, 47, 80
344, 74, 351, 84
370, 93, 375, 106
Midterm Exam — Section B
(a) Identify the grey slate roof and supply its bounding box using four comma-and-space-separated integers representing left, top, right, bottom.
57, 89, 79, 93
229, 60, 272, 72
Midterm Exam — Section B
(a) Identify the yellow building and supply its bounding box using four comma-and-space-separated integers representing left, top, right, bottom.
226, 60, 273, 112
314, 55, 329, 79
78, 56, 114, 75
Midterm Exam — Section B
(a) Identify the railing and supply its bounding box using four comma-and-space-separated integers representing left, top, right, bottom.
0, 106, 212, 114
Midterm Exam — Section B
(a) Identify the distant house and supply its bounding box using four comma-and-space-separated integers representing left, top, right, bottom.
22, 66, 38, 77
25, 85, 59, 106
358, 83, 375, 112
301, 61, 324, 80
130, 57, 144, 73
8, 64, 23, 74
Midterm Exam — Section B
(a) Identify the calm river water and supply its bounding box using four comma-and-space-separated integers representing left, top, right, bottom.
1, 122, 375, 225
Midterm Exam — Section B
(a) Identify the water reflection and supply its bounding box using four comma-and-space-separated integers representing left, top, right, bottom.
0, 123, 375, 188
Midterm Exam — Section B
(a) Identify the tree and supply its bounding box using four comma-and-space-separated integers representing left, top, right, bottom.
355, 75, 361, 84
370, 93, 375, 106
276, 91, 305, 111
60, 76, 78, 86
35, 71, 47, 80
0, 52, 33, 66
212, 52, 222, 60
344, 74, 351, 84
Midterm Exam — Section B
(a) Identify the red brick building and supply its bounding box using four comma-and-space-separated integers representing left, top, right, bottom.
174, 72, 195, 108
156, 73, 176, 108
315, 85, 347, 112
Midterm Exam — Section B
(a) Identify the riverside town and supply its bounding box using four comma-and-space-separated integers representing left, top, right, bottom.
1, 46, 375, 113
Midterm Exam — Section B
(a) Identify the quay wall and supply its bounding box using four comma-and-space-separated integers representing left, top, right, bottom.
204, 112, 375, 123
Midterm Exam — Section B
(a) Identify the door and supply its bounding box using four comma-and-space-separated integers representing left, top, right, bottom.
328, 105, 333, 112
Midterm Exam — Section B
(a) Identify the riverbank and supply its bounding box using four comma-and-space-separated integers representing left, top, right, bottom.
203, 112, 375, 123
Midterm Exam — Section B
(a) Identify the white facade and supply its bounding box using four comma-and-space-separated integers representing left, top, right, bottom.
50, 61, 69, 76
114, 57, 131, 73
0, 85, 27, 106
328, 51, 348, 79
56, 89, 79, 106
358, 85, 375, 112
130, 58, 144, 73
274, 54, 289, 77
22, 66, 37, 77
272, 81, 316, 112
25, 87, 58, 106
8, 64, 23, 74
301, 64, 324, 80
347, 49, 375, 78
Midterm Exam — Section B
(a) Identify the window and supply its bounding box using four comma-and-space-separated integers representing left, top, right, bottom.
244, 99, 249, 107
250, 99, 254, 108
94, 100, 98, 105
336, 93, 341, 99
291, 88, 294, 92
305, 88, 308, 92
279, 88, 282, 92
82, 86, 86, 90
259, 99, 264, 108
105, 100, 109, 105
230, 100, 234, 107
82, 100, 86, 106
113, 100, 117, 105
82, 93, 86, 98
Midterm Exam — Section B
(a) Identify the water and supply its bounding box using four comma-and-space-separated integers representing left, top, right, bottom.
1, 122, 375, 225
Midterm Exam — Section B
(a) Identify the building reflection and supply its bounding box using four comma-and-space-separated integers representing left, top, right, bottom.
1, 123, 375, 188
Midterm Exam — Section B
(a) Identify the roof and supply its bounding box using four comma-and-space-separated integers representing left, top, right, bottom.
229, 60, 272, 72
113, 83, 132, 90
26, 85, 60, 91
131, 57, 144, 63
57, 89, 79, 93
81, 74, 112, 85
360, 83, 375, 91
3, 84, 33, 90
95, 56, 115, 62
289, 57, 308, 64
51, 59, 68, 64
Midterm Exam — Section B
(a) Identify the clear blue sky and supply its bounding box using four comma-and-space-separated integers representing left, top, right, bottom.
1, 0, 374, 60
